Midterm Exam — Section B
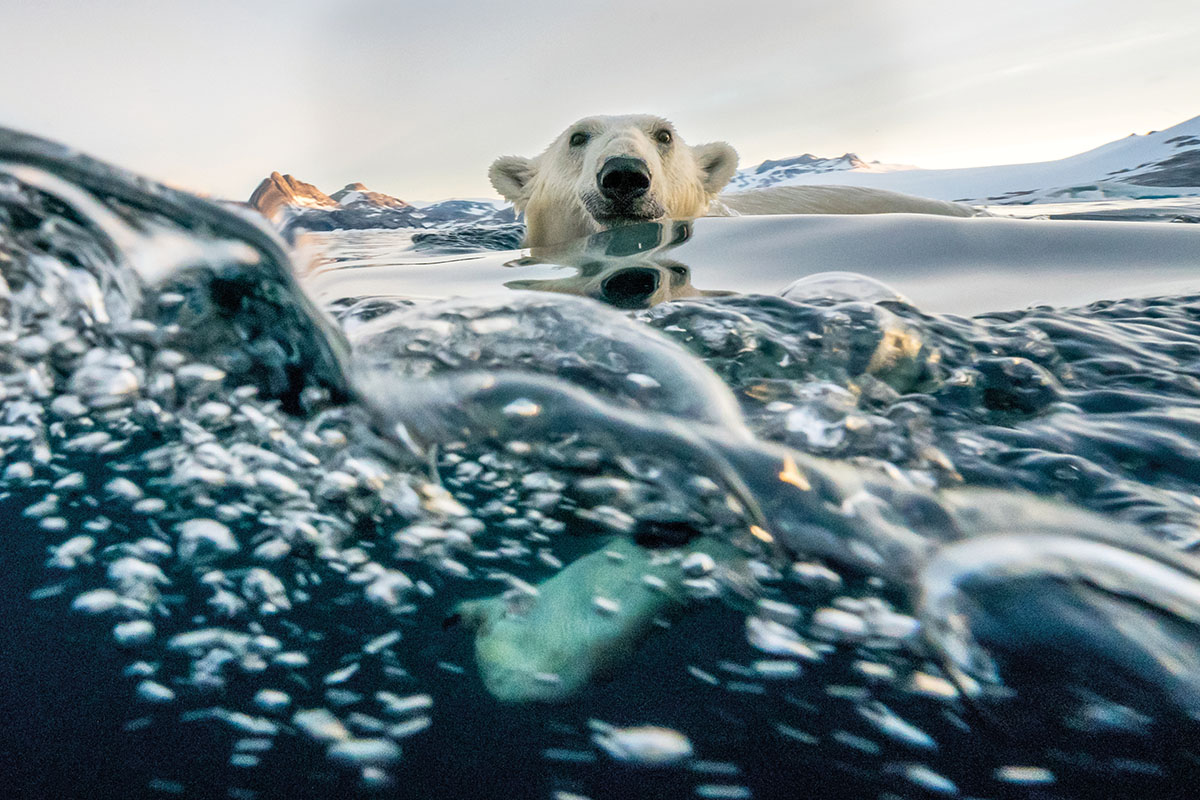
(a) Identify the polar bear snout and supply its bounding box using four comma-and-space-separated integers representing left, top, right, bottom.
597, 157, 651, 203
587, 154, 664, 224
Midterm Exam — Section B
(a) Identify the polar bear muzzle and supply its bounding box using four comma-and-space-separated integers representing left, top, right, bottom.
597, 156, 651, 203
586, 155, 665, 224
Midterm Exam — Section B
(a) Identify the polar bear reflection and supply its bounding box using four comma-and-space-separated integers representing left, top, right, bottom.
503, 220, 729, 309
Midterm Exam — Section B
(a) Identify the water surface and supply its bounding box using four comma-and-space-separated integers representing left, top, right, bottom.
3, 126, 1200, 800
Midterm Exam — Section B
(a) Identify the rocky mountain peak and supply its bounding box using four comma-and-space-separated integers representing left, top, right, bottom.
248, 173, 338, 220
329, 182, 409, 209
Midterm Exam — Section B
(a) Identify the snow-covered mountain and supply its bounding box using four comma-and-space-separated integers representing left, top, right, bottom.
727, 152, 917, 191
733, 114, 1200, 204
247, 173, 514, 234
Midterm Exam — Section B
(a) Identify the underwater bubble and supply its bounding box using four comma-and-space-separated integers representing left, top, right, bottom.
84, 517, 113, 534
252, 539, 291, 562
195, 401, 232, 426
864, 606, 920, 642
72, 589, 122, 614
994, 766, 1055, 785
52, 472, 86, 491
253, 469, 305, 501
242, 568, 291, 612
3, 461, 35, 482
49, 394, 88, 419
114, 619, 155, 647
901, 764, 957, 795
132, 497, 167, 514
375, 692, 432, 718
131, 538, 171, 560
47, 535, 95, 569
810, 607, 868, 641
315, 471, 357, 501
24, 494, 60, 518
70, 361, 141, 409
65, 431, 114, 453
751, 660, 802, 680
590, 721, 693, 766
212, 709, 280, 737
754, 599, 801, 626
146, 779, 185, 795
176, 519, 239, 563
324, 662, 361, 686
293, 708, 350, 743
362, 569, 415, 608
253, 690, 292, 713
694, 786, 752, 800
857, 701, 937, 750
104, 477, 144, 502
136, 680, 176, 704
502, 398, 541, 417
327, 738, 402, 768
175, 363, 226, 392
681, 552, 716, 577
124, 661, 157, 678
905, 672, 960, 700
167, 628, 251, 654
347, 712, 387, 735
235, 738, 274, 754
385, 716, 431, 739
592, 596, 622, 616
832, 730, 881, 755
746, 617, 820, 661
327, 689, 364, 707
108, 557, 169, 598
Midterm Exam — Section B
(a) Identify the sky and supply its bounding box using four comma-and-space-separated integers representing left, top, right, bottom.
2, 0, 1198, 201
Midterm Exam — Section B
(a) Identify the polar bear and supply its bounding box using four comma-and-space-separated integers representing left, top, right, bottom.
490, 114, 979, 247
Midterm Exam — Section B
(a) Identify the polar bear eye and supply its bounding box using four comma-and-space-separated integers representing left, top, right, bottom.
569, 132, 590, 147
655, 129, 672, 146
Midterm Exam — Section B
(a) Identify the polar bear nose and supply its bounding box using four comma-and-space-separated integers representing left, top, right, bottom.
597, 157, 651, 202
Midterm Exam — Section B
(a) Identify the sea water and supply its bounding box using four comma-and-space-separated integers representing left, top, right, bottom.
2, 126, 1200, 800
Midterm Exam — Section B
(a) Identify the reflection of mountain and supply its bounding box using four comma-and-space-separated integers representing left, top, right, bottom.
732, 113, 1200, 204
247, 173, 515, 233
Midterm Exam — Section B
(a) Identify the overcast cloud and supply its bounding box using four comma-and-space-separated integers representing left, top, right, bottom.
2, 0, 1198, 200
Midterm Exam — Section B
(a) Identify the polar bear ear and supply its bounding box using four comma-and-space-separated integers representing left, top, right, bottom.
489, 156, 537, 206
693, 142, 738, 194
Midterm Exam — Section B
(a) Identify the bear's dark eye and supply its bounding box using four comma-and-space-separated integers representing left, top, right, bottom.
569, 131, 589, 147
655, 129, 672, 145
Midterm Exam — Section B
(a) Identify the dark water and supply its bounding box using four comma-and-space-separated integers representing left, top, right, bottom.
3, 126, 1200, 800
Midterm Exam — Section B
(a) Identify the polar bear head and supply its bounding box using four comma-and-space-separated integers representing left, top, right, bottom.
489, 115, 738, 247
